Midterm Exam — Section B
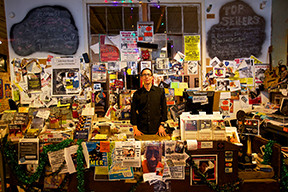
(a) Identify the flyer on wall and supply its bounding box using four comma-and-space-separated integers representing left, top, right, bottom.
51, 58, 81, 96
120, 31, 139, 61
137, 21, 154, 42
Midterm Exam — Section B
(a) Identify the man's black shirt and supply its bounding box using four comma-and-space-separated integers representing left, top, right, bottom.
131, 85, 167, 134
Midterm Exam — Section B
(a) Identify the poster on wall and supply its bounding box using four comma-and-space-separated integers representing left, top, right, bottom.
255, 64, 269, 84
140, 61, 152, 72
27, 73, 41, 93
156, 58, 169, 70
107, 61, 121, 72
184, 35, 201, 61
137, 21, 154, 42
51, 58, 81, 96
92, 63, 107, 83
127, 61, 138, 75
187, 61, 198, 75
120, 31, 139, 61
99, 35, 120, 62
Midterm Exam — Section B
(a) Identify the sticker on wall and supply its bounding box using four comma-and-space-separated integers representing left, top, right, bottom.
5, 84, 12, 98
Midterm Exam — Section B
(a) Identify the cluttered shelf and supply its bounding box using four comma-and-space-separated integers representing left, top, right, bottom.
1, 131, 284, 192
0, 99, 287, 192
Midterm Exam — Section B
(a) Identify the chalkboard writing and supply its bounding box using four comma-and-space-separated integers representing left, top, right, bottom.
10, 6, 79, 56
206, 1, 265, 61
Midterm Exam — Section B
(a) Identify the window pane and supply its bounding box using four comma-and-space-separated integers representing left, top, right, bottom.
167, 7, 181, 33
167, 35, 183, 59
90, 7, 106, 34
91, 35, 100, 62
150, 6, 166, 33
124, 7, 139, 31
184, 6, 199, 33
107, 7, 123, 34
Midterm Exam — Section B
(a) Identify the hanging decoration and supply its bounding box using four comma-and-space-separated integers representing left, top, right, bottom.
261, 140, 288, 191
0, 135, 76, 191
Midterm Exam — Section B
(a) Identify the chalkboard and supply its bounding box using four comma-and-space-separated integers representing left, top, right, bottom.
206, 1, 266, 61
10, 6, 79, 56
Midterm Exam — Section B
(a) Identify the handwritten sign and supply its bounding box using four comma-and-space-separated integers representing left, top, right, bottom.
206, 1, 266, 60
10, 6, 79, 56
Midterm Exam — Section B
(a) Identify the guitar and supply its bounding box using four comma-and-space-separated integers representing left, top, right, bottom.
263, 46, 280, 90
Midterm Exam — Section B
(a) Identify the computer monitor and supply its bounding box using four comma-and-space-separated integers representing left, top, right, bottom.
183, 91, 215, 115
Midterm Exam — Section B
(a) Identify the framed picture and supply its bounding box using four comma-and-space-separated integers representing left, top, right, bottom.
190, 154, 217, 185
0, 54, 7, 72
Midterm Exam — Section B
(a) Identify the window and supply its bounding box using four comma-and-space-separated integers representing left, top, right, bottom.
148, 4, 201, 59
88, 4, 142, 62
89, 4, 141, 35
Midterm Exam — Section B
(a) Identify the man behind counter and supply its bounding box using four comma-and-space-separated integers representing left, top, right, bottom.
131, 68, 167, 137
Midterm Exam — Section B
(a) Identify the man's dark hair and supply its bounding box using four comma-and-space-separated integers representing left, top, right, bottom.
141, 68, 153, 75
199, 161, 209, 166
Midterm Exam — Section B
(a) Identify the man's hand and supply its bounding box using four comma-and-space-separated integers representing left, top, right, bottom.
157, 125, 167, 137
133, 126, 144, 136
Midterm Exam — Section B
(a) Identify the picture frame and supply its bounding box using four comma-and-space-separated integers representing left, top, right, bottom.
190, 154, 218, 185
0, 54, 7, 72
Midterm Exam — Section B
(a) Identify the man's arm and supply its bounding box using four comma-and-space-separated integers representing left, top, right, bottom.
131, 92, 143, 136
130, 92, 138, 125
157, 89, 168, 136
160, 88, 168, 123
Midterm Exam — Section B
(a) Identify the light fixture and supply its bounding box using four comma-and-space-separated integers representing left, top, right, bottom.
9, 12, 15, 18
206, 4, 212, 12
260, 1, 267, 9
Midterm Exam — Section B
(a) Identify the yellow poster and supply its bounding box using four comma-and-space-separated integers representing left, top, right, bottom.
184, 35, 201, 61
250, 55, 263, 64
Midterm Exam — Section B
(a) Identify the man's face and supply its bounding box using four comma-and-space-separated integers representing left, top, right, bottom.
146, 146, 160, 172
141, 69, 153, 85
199, 162, 208, 173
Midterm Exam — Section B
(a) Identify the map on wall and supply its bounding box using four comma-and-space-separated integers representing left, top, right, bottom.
206, 1, 266, 61
10, 5, 79, 56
